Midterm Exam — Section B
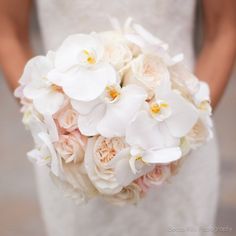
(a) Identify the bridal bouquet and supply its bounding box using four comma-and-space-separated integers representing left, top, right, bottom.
15, 18, 213, 205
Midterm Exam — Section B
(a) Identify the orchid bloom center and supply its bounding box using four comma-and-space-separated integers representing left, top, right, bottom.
51, 84, 63, 93
105, 85, 121, 102
150, 101, 168, 115
82, 49, 96, 65
149, 99, 171, 121
135, 156, 143, 161
198, 100, 211, 113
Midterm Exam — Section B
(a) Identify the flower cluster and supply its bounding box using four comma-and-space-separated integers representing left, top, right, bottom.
15, 18, 213, 205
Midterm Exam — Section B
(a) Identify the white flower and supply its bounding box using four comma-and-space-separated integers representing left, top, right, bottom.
27, 145, 51, 166
123, 54, 170, 95
169, 63, 200, 99
72, 84, 147, 137
113, 147, 154, 187
22, 53, 65, 115
104, 183, 142, 206
22, 105, 46, 144
141, 165, 171, 186
28, 132, 62, 176
99, 31, 133, 70
124, 18, 168, 51
126, 77, 199, 164
61, 162, 98, 199
47, 34, 117, 102
186, 120, 211, 148
56, 106, 78, 132
50, 160, 98, 204
84, 136, 127, 195
186, 81, 213, 148
55, 131, 86, 163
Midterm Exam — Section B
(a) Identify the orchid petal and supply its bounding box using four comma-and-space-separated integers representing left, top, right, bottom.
97, 85, 147, 137
126, 111, 179, 149
19, 56, 52, 85
71, 98, 102, 115
34, 91, 64, 115
155, 77, 172, 98
23, 80, 49, 99
194, 81, 210, 105
114, 149, 154, 186
38, 132, 61, 176
166, 92, 199, 137
44, 115, 59, 142
133, 24, 168, 49
55, 34, 104, 71
142, 147, 182, 164
77, 103, 106, 136
58, 65, 117, 101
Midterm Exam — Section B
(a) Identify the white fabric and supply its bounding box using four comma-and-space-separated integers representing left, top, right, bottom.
35, 0, 220, 235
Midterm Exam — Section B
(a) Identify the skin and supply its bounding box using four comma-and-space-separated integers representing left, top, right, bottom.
0, 0, 235, 109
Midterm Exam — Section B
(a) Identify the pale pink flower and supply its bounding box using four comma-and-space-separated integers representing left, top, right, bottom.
104, 183, 142, 206
135, 165, 171, 194
57, 108, 78, 132
55, 131, 87, 163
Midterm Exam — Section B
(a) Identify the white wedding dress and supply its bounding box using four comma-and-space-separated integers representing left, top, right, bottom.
34, 0, 220, 235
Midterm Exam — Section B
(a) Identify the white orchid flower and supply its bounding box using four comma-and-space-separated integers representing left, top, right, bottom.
23, 54, 65, 115
72, 84, 147, 137
28, 132, 62, 176
126, 78, 198, 164
192, 81, 213, 142
113, 147, 155, 186
47, 34, 118, 102
122, 17, 168, 53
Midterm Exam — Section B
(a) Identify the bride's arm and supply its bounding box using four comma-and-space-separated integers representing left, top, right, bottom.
0, 0, 32, 91
195, 0, 236, 109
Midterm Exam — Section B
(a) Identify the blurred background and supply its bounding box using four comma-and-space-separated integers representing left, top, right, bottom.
0, 11, 236, 236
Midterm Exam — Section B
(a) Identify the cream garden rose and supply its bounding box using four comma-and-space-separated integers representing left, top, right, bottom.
84, 136, 127, 194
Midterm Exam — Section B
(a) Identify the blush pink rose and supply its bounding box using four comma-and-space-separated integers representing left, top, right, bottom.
55, 131, 87, 163
135, 165, 171, 194
57, 108, 78, 132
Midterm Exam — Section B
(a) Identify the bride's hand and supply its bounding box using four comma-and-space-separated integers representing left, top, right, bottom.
195, 0, 236, 109
0, 0, 33, 91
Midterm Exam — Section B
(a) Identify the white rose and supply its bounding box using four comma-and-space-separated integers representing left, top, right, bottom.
100, 31, 133, 71
51, 163, 98, 204
169, 63, 200, 101
84, 136, 127, 195
123, 54, 169, 98
104, 183, 142, 206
